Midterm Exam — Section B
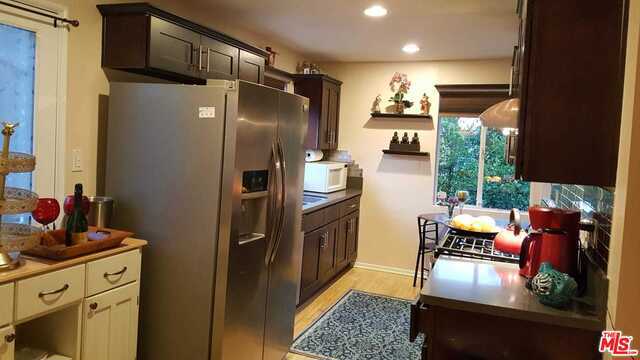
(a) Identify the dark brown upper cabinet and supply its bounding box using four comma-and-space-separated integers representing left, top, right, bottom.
200, 36, 239, 80
265, 66, 293, 91
239, 50, 266, 84
98, 3, 268, 84
148, 16, 200, 78
293, 74, 342, 150
515, 0, 628, 187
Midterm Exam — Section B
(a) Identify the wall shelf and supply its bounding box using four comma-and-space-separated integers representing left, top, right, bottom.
382, 149, 430, 157
371, 113, 433, 120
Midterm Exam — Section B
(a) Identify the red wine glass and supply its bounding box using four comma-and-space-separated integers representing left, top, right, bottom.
63, 195, 90, 216
32, 198, 61, 230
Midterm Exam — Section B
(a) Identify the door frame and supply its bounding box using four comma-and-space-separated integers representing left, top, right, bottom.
0, 0, 68, 201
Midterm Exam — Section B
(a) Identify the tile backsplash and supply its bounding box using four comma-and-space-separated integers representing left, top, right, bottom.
549, 184, 613, 273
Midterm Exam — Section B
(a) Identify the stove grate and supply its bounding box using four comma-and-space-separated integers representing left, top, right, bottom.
437, 230, 520, 264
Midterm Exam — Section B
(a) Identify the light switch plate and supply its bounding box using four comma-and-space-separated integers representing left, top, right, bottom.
72, 149, 82, 172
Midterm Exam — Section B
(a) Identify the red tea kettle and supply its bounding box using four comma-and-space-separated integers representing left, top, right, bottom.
494, 209, 527, 254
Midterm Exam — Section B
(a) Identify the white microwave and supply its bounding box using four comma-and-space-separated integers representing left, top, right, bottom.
304, 161, 348, 193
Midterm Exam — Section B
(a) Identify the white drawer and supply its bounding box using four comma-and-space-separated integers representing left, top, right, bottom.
86, 250, 141, 297
0, 283, 13, 327
15, 265, 85, 321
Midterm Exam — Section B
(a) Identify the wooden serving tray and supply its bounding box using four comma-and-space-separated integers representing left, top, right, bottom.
24, 227, 134, 261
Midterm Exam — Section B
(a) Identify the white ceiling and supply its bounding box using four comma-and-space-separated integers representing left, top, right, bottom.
192, 0, 519, 62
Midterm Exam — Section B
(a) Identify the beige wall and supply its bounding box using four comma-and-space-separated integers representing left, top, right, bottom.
608, 0, 640, 341
52, 0, 303, 195
320, 59, 511, 272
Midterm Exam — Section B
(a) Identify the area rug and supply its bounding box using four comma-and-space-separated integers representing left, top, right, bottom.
291, 290, 425, 360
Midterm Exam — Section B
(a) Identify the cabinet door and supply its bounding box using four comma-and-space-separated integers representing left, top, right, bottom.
82, 282, 140, 360
318, 221, 338, 281
0, 326, 14, 360
319, 81, 340, 150
515, 0, 626, 186
327, 82, 340, 150
149, 16, 200, 77
201, 36, 239, 80
346, 211, 359, 262
300, 228, 323, 298
238, 50, 266, 84
335, 217, 349, 270
319, 84, 332, 149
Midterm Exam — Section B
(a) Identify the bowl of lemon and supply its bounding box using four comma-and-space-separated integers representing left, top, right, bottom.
446, 214, 501, 236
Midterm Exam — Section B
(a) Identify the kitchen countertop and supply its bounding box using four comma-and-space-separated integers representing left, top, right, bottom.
0, 238, 147, 284
420, 256, 604, 331
303, 188, 362, 214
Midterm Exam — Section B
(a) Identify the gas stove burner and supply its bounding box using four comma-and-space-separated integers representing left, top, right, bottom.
437, 230, 520, 264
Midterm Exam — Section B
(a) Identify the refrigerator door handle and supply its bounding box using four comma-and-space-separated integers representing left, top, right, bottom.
268, 138, 287, 264
265, 142, 280, 266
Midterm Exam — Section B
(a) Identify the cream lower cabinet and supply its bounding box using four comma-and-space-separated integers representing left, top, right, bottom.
0, 245, 144, 360
0, 326, 15, 360
82, 282, 139, 360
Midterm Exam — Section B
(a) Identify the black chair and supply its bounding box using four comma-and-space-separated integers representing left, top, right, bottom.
413, 215, 440, 288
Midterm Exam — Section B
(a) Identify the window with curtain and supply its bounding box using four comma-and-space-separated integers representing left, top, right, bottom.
0, 23, 35, 192
1, 3, 66, 223
0, 23, 35, 223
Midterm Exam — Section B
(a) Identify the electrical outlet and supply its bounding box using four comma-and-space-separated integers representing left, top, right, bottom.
72, 149, 82, 172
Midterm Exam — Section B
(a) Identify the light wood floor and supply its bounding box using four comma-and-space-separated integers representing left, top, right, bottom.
285, 267, 421, 360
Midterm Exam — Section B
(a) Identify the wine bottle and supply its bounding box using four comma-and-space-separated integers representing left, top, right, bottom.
65, 183, 88, 246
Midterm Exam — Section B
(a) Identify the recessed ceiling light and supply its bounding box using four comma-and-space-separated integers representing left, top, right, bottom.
402, 43, 420, 54
364, 5, 387, 17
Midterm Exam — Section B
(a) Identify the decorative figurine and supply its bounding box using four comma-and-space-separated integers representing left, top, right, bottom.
391, 131, 400, 144
531, 262, 578, 309
420, 93, 431, 115
371, 94, 382, 114
302, 61, 311, 74
389, 130, 419, 151
401, 132, 410, 144
265, 46, 278, 66
411, 132, 420, 145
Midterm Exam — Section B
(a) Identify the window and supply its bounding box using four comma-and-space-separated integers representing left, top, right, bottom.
0, 1, 67, 215
435, 116, 531, 211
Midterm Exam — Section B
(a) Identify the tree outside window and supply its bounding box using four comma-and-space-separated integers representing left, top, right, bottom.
436, 116, 530, 211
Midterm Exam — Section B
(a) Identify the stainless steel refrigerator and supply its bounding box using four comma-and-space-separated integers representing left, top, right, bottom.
105, 80, 308, 360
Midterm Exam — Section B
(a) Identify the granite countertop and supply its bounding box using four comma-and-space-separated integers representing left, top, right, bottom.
302, 188, 362, 214
420, 256, 604, 331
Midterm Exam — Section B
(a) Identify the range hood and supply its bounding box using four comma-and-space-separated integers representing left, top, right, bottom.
479, 98, 520, 165
479, 98, 519, 128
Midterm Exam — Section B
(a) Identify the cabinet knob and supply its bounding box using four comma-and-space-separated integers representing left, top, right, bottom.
5, 333, 15, 343
89, 302, 98, 310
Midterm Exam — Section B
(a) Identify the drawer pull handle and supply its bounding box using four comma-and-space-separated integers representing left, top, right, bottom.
4, 333, 15, 343
348, 204, 357, 209
38, 284, 69, 298
89, 302, 98, 310
104, 266, 128, 278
